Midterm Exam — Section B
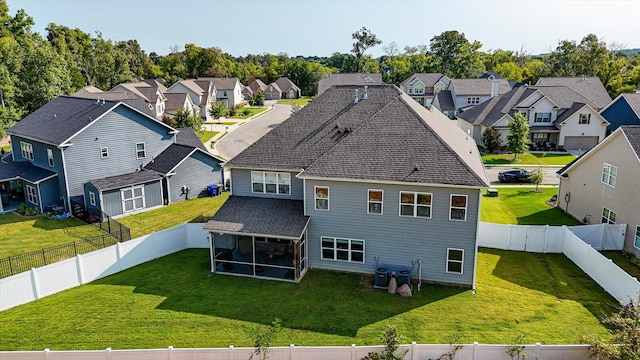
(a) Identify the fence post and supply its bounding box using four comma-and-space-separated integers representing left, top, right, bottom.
105, 347, 111, 360
600, 224, 606, 250
473, 342, 478, 360
290, 344, 295, 360
411, 341, 417, 360
524, 225, 529, 251
535, 342, 541, 357
228, 345, 234, 360
43, 348, 49, 360
351, 344, 356, 360
543, 225, 549, 253
168, 346, 173, 360
116, 242, 123, 271
30, 268, 40, 300
76, 254, 85, 284
507, 224, 512, 250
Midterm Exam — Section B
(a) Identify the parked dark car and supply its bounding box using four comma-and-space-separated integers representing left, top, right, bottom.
498, 168, 531, 183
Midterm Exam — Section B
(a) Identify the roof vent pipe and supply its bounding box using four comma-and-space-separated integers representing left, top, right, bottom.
353, 89, 359, 104
362, 86, 368, 100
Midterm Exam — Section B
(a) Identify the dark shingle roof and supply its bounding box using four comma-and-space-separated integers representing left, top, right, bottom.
554, 102, 587, 124
164, 93, 190, 113
0, 161, 57, 183
204, 196, 309, 238
144, 144, 195, 174
199, 77, 239, 90
275, 77, 300, 92
88, 169, 163, 191
317, 73, 383, 95
176, 127, 207, 151
400, 73, 444, 87
621, 125, 640, 157
434, 90, 455, 111
227, 84, 488, 187
450, 78, 511, 96
535, 77, 611, 109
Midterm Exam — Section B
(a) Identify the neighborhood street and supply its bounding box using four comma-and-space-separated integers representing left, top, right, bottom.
214, 101, 292, 160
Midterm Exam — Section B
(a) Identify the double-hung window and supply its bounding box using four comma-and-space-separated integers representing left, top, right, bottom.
122, 186, 145, 213
251, 171, 291, 195
634, 226, 640, 250
399, 191, 431, 218
315, 186, 329, 211
446, 248, 464, 274
449, 195, 468, 221
20, 142, 34, 160
321, 237, 364, 263
367, 189, 383, 214
47, 149, 54, 167
601, 163, 617, 187
579, 113, 591, 124
101, 147, 109, 158
89, 191, 96, 206
602, 207, 616, 224
534, 113, 551, 123
26, 185, 37, 205
136, 143, 146, 159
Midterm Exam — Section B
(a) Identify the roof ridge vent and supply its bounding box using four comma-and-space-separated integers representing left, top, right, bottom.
353, 89, 359, 104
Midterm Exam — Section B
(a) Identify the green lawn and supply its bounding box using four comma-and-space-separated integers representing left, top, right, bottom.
0, 248, 614, 350
230, 107, 269, 119
195, 130, 218, 143
482, 153, 576, 165
481, 187, 580, 225
602, 251, 640, 279
277, 97, 313, 106
117, 193, 229, 238
0, 213, 104, 258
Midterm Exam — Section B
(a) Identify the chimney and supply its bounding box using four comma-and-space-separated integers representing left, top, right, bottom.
490, 80, 500, 98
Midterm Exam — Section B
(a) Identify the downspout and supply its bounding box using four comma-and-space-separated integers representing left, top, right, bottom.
472, 189, 482, 293
36, 182, 44, 213
59, 147, 72, 213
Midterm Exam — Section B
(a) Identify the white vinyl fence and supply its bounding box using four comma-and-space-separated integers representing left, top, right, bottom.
0, 343, 591, 360
0, 223, 209, 312
477, 221, 640, 303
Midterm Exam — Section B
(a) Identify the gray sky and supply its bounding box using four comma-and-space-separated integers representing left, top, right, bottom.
8, 0, 640, 57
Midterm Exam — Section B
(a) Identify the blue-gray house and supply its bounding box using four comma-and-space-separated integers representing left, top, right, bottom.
600, 93, 640, 132
204, 84, 489, 288
1, 96, 223, 219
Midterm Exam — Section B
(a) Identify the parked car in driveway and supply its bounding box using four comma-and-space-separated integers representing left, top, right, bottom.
498, 168, 531, 183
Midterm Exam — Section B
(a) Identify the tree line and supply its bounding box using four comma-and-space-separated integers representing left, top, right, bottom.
1, 0, 639, 136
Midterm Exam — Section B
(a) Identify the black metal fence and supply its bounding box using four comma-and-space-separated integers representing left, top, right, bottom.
70, 199, 131, 241
0, 228, 130, 279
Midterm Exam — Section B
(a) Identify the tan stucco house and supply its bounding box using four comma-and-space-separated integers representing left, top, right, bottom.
557, 125, 640, 254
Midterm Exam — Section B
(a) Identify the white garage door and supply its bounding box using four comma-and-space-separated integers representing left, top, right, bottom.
563, 136, 599, 150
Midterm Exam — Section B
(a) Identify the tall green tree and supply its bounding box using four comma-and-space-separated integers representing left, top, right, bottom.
351, 27, 382, 73
481, 127, 501, 153
163, 107, 203, 131
429, 30, 484, 77
506, 113, 530, 161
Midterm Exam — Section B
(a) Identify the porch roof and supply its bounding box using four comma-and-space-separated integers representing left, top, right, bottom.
0, 161, 57, 183
204, 196, 309, 239
529, 126, 559, 132
87, 169, 163, 191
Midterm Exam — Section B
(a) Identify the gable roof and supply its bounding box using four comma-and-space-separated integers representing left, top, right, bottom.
449, 78, 511, 96
622, 125, 640, 157
164, 93, 192, 114
400, 73, 444, 88
434, 90, 455, 111
317, 73, 383, 95
528, 85, 598, 109
600, 93, 640, 119
144, 143, 197, 174
7, 96, 175, 146
110, 80, 167, 103
227, 84, 488, 188
535, 77, 611, 109
175, 127, 208, 151
248, 79, 268, 93
88, 169, 163, 191
198, 77, 240, 90
275, 77, 300, 92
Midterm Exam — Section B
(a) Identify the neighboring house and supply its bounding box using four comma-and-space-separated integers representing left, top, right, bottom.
263, 82, 282, 101
203, 84, 489, 287
71, 86, 156, 118
163, 93, 197, 117
165, 79, 217, 121
600, 93, 640, 132
317, 73, 383, 95
199, 78, 244, 109
399, 73, 449, 106
556, 125, 640, 255
432, 76, 511, 116
274, 77, 301, 99
109, 79, 168, 119
457, 85, 610, 151
0, 96, 223, 218
535, 77, 611, 109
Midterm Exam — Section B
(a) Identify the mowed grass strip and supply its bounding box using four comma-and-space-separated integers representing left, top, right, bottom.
277, 97, 313, 106
0, 213, 104, 258
482, 153, 576, 165
0, 248, 615, 350
117, 193, 229, 238
481, 187, 580, 225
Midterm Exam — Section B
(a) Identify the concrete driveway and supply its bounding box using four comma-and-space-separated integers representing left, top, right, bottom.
485, 166, 561, 186
214, 102, 292, 160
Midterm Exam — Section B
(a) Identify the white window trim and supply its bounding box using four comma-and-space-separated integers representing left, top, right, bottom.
534, 112, 551, 123
121, 185, 145, 213
634, 225, 640, 250
446, 248, 464, 274
449, 194, 468, 221
101, 147, 109, 158
250, 171, 291, 195
579, 113, 591, 124
602, 207, 616, 224
20, 141, 34, 161
320, 236, 365, 263
26, 184, 37, 205
89, 191, 96, 206
135, 142, 146, 159
367, 189, 383, 215
315, 186, 329, 211
601, 163, 617, 188
47, 148, 54, 167
399, 191, 432, 218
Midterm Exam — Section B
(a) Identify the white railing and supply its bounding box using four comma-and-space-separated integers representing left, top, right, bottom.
477, 221, 639, 303
0, 342, 591, 360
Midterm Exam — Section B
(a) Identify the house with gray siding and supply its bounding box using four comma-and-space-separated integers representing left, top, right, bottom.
1, 96, 223, 219
204, 84, 489, 288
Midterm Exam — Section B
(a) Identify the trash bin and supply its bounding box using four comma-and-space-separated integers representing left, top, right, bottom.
207, 184, 218, 197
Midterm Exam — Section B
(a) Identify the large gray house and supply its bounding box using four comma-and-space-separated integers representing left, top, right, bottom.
204, 84, 489, 288
1, 96, 223, 219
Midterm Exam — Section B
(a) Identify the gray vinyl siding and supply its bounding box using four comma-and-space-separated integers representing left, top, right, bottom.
169, 151, 223, 202
304, 179, 481, 286
38, 177, 61, 211
230, 168, 303, 200
62, 105, 173, 197
100, 180, 163, 217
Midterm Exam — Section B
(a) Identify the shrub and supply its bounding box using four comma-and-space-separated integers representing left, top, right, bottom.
228, 107, 237, 116
362, 325, 408, 360
16, 203, 38, 216
242, 109, 251, 116
235, 103, 244, 109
